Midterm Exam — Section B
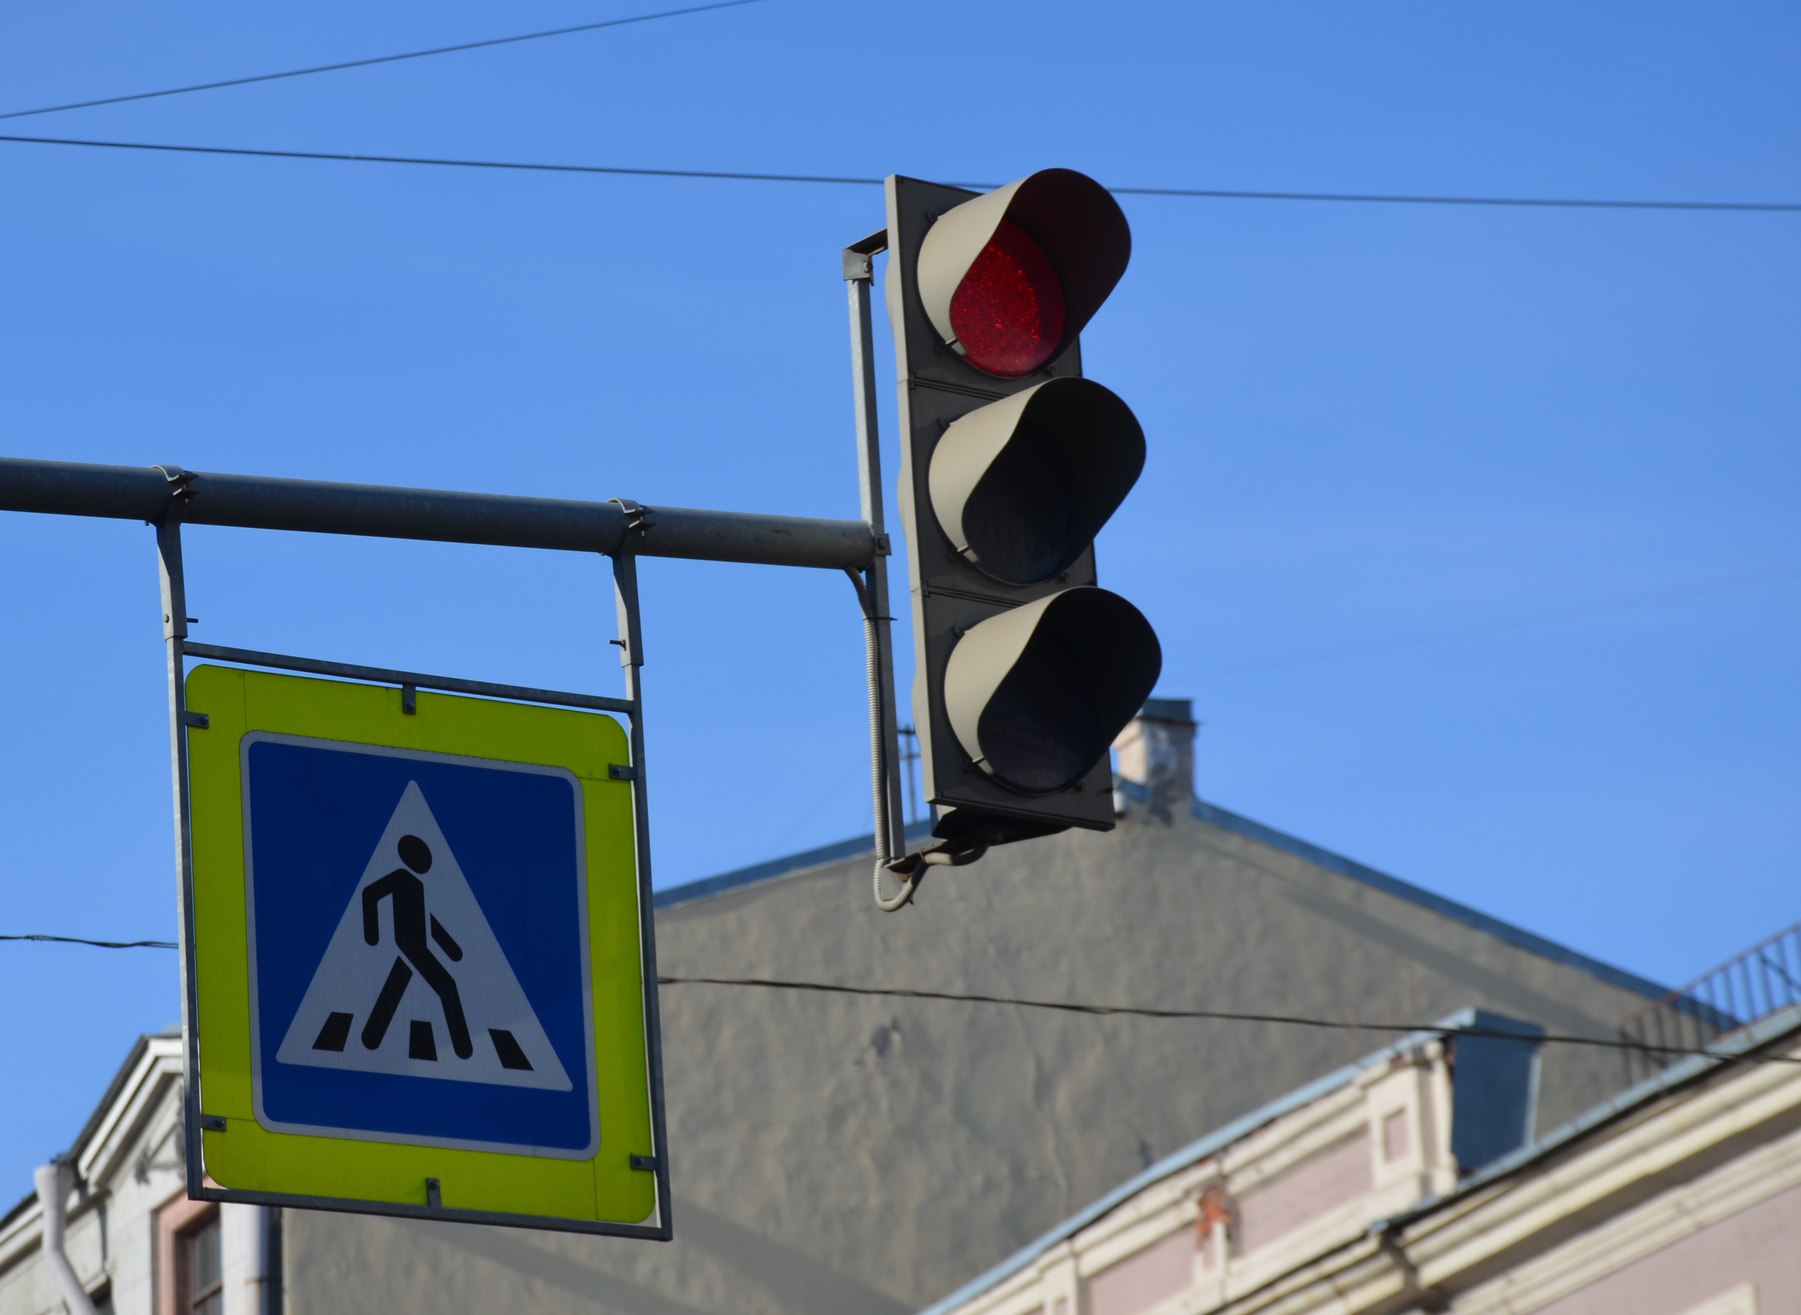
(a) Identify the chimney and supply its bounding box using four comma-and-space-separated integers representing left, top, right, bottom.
1112, 698, 1197, 820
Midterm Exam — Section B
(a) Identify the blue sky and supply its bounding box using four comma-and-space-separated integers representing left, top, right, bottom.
2, 1, 1797, 1195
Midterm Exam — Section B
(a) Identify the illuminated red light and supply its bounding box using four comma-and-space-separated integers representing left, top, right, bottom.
948, 220, 1067, 378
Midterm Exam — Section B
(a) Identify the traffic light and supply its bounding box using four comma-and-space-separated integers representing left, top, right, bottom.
885, 169, 1161, 849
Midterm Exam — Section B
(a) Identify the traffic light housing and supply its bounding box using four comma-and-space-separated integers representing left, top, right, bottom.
885, 170, 1161, 848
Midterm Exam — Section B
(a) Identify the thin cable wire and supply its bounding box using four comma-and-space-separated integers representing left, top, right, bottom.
8, 937, 1791, 1063
0, 132, 883, 184
2, 932, 177, 950
658, 975, 1801, 1065
0, 0, 767, 123
0, 131, 1796, 213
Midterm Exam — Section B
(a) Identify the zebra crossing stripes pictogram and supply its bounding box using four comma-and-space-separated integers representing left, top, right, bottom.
276, 780, 571, 1092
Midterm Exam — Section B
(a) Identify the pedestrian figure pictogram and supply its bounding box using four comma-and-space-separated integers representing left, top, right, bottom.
274, 779, 572, 1092
358, 834, 474, 1059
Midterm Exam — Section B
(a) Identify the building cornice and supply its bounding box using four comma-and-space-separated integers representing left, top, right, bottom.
1208, 1029, 1801, 1315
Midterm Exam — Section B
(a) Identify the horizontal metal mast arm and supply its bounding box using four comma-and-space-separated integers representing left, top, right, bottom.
0, 458, 877, 572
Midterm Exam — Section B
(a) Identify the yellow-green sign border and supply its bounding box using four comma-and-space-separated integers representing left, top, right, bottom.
184, 664, 660, 1233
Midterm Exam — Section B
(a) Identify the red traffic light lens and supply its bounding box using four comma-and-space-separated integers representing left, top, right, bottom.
949, 220, 1066, 378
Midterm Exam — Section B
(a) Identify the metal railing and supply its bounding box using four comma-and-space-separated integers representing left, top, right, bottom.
1617, 919, 1801, 1085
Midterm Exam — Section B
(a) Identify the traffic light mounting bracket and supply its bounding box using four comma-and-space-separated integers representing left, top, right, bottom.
843, 225, 1001, 911
842, 227, 918, 909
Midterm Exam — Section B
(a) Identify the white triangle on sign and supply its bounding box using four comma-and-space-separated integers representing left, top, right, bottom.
275, 780, 573, 1092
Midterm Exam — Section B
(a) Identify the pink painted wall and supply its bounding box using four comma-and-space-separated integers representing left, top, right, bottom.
1082, 1228, 1193, 1315
1234, 1132, 1373, 1255
1530, 1182, 1801, 1315
154, 1191, 216, 1315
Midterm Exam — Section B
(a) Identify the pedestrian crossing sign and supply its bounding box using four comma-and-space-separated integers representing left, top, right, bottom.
184, 664, 662, 1235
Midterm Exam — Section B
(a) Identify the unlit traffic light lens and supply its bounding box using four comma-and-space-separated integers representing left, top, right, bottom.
945, 588, 1162, 796
949, 220, 1066, 377
975, 636, 1097, 793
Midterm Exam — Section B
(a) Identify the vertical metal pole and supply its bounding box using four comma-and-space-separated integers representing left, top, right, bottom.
156, 518, 205, 1189
844, 237, 907, 860
611, 549, 673, 1235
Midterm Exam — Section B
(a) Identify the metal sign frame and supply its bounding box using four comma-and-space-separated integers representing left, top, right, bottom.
156, 518, 674, 1239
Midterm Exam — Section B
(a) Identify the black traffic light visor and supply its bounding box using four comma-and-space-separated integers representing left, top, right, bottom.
928, 378, 1146, 586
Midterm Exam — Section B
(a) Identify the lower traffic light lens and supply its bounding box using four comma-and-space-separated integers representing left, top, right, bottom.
977, 638, 1096, 793
949, 220, 1066, 377
946, 588, 1162, 796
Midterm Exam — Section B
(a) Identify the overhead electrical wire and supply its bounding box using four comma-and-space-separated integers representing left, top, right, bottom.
1, 932, 177, 950
0, 0, 768, 123
0, 131, 1795, 214
658, 975, 1801, 1065
6, 934, 1795, 1065
0, 132, 887, 185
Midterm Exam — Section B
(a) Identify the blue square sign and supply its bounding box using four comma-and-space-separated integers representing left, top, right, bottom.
245, 735, 599, 1156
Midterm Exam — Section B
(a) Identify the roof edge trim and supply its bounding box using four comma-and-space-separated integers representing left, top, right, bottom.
656, 786, 1672, 1006
1384, 999, 1801, 1231
1182, 792, 1673, 1002
655, 820, 937, 912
